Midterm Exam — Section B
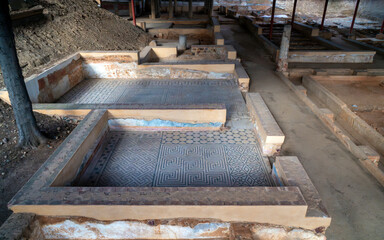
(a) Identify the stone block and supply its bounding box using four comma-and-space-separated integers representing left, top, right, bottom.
320, 108, 334, 122
296, 85, 307, 96
359, 145, 380, 167
246, 93, 285, 156
211, 17, 220, 33
149, 40, 156, 47
274, 156, 330, 220
251, 225, 326, 240
235, 62, 249, 92
215, 32, 225, 45
225, 45, 237, 60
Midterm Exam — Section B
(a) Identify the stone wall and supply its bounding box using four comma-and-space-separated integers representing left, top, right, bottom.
0, 214, 327, 240
191, 45, 227, 58
25, 53, 84, 103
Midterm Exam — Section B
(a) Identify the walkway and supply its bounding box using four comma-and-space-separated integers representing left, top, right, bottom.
221, 23, 384, 239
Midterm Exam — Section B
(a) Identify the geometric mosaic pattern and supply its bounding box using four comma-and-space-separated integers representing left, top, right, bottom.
58, 79, 250, 120
77, 130, 274, 187
162, 130, 256, 144
154, 145, 231, 187
98, 132, 162, 187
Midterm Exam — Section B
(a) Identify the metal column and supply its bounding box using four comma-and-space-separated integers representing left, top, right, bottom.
320, 0, 329, 30
291, 0, 298, 25
350, 0, 361, 35
269, 0, 277, 40
131, 0, 136, 26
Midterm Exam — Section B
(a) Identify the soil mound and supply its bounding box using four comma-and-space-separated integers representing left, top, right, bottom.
0, 0, 151, 88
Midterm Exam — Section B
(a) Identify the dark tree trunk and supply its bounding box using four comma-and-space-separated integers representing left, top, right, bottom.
155, 0, 160, 18
0, 1, 45, 147
208, 0, 213, 17
188, 0, 192, 18
173, 0, 177, 16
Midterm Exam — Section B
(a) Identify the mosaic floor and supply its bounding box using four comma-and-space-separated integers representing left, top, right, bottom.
57, 79, 249, 121
77, 130, 274, 187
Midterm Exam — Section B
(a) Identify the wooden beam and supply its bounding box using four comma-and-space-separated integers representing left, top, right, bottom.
269, 0, 277, 40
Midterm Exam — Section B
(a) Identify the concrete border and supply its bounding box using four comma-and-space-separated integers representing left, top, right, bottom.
148, 28, 213, 41
343, 37, 384, 56
139, 46, 178, 63
235, 61, 250, 92
14, 103, 227, 124
190, 45, 236, 60
273, 156, 330, 221
292, 22, 319, 37
224, 45, 237, 60
302, 75, 384, 157
276, 72, 384, 186
287, 68, 384, 79
211, 17, 220, 33
137, 62, 235, 73
246, 93, 285, 156
288, 51, 375, 63
136, 18, 210, 25
214, 32, 225, 45
8, 110, 330, 230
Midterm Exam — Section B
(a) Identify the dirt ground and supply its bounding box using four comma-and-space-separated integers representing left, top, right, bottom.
319, 80, 384, 111
0, 99, 77, 225
0, 0, 151, 89
0, 0, 151, 226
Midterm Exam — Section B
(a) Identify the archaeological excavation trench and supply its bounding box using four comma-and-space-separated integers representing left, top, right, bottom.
1, 0, 384, 239
0, 25, 330, 239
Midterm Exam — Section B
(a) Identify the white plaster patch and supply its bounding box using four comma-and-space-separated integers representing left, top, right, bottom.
108, 118, 222, 128
83, 62, 137, 79
136, 67, 171, 78
252, 226, 326, 240
25, 76, 40, 103
51, 75, 70, 100
207, 72, 233, 79
42, 220, 230, 239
